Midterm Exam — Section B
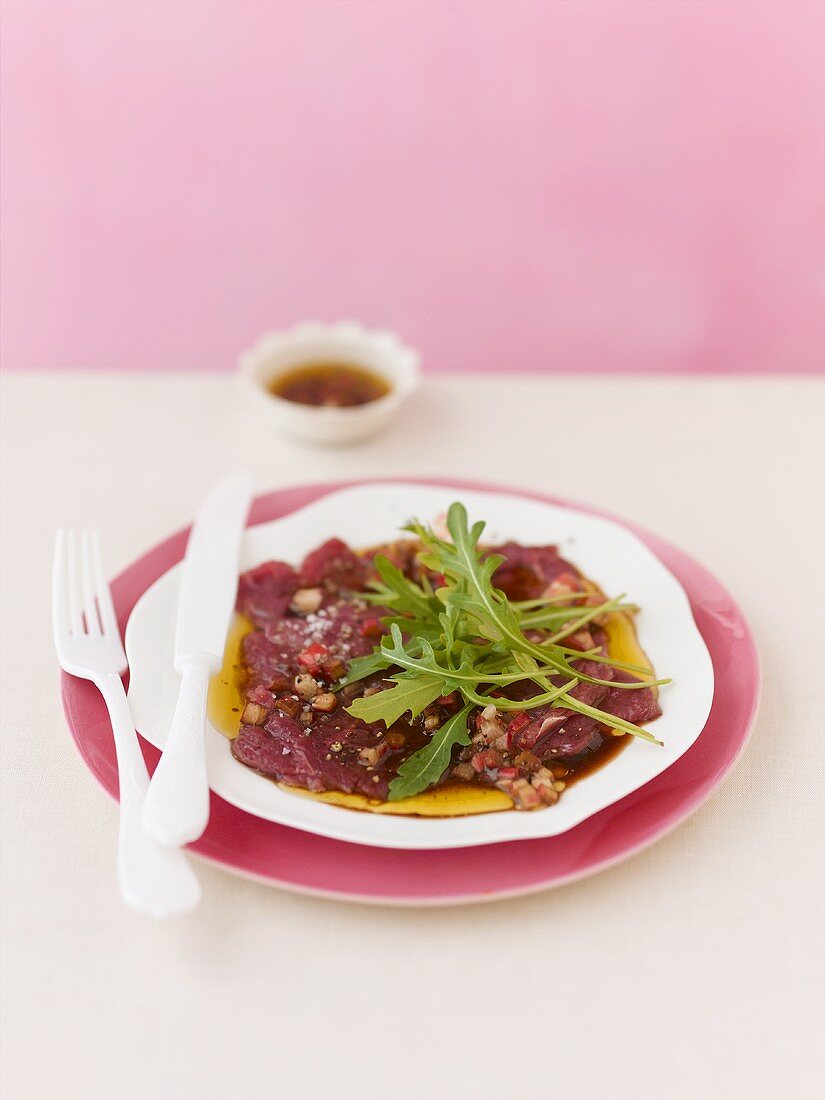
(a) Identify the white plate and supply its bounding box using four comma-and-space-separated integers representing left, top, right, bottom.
125, 483, 714, 850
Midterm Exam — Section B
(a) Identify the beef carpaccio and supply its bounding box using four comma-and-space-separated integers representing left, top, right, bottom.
228, 535, 661, 813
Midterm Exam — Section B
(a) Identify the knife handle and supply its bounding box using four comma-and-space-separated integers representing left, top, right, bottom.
141, 655, 213, 847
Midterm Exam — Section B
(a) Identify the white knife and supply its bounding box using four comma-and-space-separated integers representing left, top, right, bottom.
141, 473, 254, 847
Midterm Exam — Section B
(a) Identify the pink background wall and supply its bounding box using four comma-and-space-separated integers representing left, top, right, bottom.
1, 0, 823, 374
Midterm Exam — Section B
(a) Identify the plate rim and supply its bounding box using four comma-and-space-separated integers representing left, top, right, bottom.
60, 477, 761, 905
124, 481, 715, 848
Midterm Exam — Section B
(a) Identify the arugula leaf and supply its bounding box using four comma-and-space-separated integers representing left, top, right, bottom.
370, 555, 441, 619
377, 624, 558, 692
337, 648, 395, 688
346, 672, 445, 726
520, 596, 636, 632
388, 705, 473, 801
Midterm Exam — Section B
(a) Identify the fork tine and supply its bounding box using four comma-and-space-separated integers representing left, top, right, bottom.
80, 530, 101, 635
52, 530, 69, 643
91, 531, 119, 639
65, 530, 83, 635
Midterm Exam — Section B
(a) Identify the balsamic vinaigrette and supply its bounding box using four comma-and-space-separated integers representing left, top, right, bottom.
208, 580, 655, 818
269, 362, 391, 408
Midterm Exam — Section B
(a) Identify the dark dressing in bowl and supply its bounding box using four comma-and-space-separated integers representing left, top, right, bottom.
269, 363, 391, 408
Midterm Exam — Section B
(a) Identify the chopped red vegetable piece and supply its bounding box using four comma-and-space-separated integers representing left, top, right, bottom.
508, 711, 530, 734
471, 749, 502, 772
359, 618, 384, 638
297, 643, 329, 674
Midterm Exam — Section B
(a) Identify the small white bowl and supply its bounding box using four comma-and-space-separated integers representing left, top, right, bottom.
238, 321, 420, 445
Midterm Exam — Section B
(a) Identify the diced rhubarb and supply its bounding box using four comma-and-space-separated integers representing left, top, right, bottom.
508, 711, 530, 735
273, 695, 301, 718
478, 713, 505, 745
471, 749, 502, 772
505, 779, 542, 809
359, 618, 384, 638
297, 643, 329, 674
534, 784, 559, 806
518, 785, 542, 809
321, 657, 346, 680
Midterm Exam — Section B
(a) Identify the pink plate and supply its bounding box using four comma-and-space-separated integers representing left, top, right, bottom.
60, 479, 760, 905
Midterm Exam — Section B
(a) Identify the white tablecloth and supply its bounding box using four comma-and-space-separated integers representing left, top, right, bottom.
2, 373, 823, 1100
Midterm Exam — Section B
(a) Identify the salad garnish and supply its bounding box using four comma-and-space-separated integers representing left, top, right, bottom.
340, 503, 668, 800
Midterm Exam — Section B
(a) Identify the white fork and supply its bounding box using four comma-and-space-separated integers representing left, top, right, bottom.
53, 530, 201, 916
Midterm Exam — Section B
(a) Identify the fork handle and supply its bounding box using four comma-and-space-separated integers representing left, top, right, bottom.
140, 655, 212, 847
96, 674, 201, 917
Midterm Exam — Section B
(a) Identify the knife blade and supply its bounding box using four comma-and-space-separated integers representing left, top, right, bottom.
173, 474, 255, 668
141, 472, 254, 846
